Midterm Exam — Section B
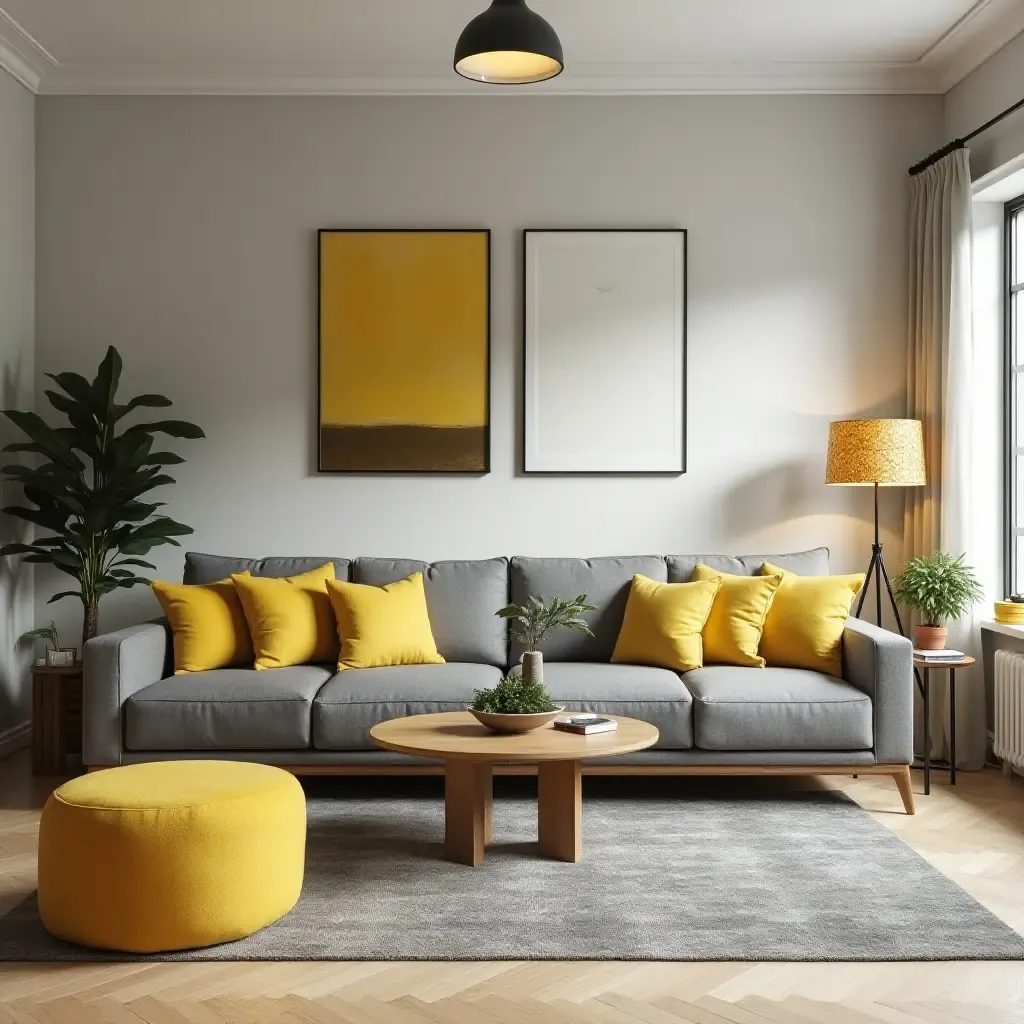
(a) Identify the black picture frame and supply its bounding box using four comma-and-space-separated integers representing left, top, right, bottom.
521, 228, 688, 476
317, 228, 492, 475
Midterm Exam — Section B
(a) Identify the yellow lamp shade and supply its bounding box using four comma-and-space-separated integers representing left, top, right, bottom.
825, 419, 926, 486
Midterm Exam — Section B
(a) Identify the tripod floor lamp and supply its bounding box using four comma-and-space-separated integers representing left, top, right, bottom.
825, 418, 927, 633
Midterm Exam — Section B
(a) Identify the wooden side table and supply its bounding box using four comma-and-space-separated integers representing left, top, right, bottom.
912, 655, 974, 796
32, 664, 84, 776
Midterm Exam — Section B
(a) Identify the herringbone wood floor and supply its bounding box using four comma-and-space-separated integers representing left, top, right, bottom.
3, 751, 1024, 1023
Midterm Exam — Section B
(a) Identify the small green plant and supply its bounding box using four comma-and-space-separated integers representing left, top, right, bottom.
471, 672, 558, 715
19, 620, 61, 652
891, 552, 984, 626
496, 594, 597, 652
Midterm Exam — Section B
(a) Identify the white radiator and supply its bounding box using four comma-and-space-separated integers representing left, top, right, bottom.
994, 649, 1024, 770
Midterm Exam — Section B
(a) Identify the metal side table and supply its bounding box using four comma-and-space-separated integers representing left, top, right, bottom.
912, 654, 974, 795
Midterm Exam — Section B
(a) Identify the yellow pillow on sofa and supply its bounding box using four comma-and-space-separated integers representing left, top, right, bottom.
326, 572, 445, 672
232, 564, 338, 670
611, 574, 721, 672
758, 562, 865, 677
152, 574, 253, 674
690, 564, 783, 667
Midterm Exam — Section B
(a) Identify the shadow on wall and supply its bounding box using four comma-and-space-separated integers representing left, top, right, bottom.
0, 354, 33, 736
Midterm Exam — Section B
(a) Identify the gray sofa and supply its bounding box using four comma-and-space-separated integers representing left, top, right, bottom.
82, 548, 916, 811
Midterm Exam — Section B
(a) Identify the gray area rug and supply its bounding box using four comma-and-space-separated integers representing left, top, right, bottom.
1, 776, 1022, 962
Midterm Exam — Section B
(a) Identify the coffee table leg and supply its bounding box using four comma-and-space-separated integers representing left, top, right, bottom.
445, 760, 491, 866
538, 759, 582, 862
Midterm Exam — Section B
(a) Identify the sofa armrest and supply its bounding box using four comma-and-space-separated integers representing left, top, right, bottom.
842, 616, 914, 764
83, 620, 172, 766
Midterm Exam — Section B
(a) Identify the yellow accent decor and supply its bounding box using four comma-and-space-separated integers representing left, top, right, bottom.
691, 565, 784, 668
37, 761, 306, 953
759, 562, 866, 676
825, 419, 926, 486
995, 601, 1024, 625
232, 564, 338, 670
611, 574, 722, 672
327, 572, 445, 672
152, 574, 253, 674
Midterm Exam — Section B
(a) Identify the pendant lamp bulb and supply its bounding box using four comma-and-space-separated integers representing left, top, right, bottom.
454, 0, 564, 85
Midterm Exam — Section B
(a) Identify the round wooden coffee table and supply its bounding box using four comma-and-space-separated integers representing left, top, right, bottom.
370, 712, 659, 866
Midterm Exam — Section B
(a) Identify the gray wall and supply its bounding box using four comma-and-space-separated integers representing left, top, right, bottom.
0, 68, 34, 754
945, 29, 1024, 180
35, 94, 942, 641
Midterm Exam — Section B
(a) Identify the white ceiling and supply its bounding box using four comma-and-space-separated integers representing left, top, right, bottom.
1, 0, 1023, 96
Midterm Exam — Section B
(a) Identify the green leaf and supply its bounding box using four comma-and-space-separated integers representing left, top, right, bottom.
124, 420, 205, 440
114, 394, 173, 421
46, 590, 81, 604
92, 346, 123, 420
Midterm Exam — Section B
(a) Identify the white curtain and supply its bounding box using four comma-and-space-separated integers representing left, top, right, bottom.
905, 148, 984, 770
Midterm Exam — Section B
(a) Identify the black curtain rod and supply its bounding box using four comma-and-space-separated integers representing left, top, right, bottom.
908, 94, 1024, 176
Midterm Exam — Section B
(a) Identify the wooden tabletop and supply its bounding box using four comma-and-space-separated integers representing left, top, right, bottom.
913, 655, 975, 669
370, 712, 659, 762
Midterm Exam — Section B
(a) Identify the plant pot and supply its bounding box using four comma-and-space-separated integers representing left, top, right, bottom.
45, 647, 77, 668
522, 650, 544, 685
467, 707, 565, 734
914, 625, 948, 651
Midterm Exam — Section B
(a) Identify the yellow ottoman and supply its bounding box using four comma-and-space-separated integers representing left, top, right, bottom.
38, 760, 306, 953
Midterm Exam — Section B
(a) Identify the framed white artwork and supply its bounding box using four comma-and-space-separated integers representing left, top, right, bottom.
523, 229, 686, 474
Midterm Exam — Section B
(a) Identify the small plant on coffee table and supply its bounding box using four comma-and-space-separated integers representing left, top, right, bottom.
495, 593, 596, 684
471, 672, 558, 715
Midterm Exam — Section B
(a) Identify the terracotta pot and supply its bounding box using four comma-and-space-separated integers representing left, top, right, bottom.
914, 625, 948, 651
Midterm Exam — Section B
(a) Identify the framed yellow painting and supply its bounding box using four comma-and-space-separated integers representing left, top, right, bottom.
318, 229, 490, 473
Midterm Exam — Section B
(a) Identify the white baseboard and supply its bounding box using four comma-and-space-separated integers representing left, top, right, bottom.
0, 721, 30, 762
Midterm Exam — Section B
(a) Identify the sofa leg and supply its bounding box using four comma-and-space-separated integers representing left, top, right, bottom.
892, 766, 916, 815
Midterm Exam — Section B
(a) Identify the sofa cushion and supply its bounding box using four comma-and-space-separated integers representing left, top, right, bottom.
353, 558, 508, 666
666, 548, 830, 583
313, 663, 504, 750
684, 666, 872, 751
183, 552, 350, 585
541, 662, 693, 749
509, 556, 666, 663
125, 666, 332, 751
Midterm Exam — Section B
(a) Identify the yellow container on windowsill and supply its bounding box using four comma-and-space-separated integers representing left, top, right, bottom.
994, 601, 1024, 625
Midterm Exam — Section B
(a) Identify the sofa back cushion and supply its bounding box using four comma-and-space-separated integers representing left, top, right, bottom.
353, 558, 508, 666
666, 548, 830, 583
184, 552, 351, 585
509, 555, 666, 664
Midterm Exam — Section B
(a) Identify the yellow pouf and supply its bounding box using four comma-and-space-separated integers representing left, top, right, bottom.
38, 760, 306, 953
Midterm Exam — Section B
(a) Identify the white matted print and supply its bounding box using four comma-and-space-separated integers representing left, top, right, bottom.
523, 230, 686, 473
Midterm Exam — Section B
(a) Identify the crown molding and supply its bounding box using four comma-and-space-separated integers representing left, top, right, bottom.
919, 0, 1024, 93
38, 59, 945, 97
0, 8, 57, 92
15, 0, 1024, 97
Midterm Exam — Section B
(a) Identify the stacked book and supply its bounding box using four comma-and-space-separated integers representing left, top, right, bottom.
913, 648, 965, 662
553, 714, 618, 735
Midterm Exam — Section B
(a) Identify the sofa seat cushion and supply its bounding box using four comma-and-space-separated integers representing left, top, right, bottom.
125, 666, 332, 751
541, 662, 693, 749
684, 667, 872, 751
313, 663, 504, 751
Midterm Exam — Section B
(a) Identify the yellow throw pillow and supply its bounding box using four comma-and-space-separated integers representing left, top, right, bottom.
690, 564, 783, 667
611, 574, 721, 672
326, 572, 445, 672
153, 574, 253, 675
759, 562, 865, 677
232, 564, 338, 670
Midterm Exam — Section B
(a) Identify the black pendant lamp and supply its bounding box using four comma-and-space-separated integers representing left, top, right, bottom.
454, 0, 564, 85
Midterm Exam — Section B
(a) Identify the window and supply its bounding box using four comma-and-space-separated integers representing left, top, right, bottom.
1007, 195, 1024, 595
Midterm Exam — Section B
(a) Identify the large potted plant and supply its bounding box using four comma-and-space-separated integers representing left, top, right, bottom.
496, 593, 596, 684
0, 347, 204, 649
891, 551, 983, 650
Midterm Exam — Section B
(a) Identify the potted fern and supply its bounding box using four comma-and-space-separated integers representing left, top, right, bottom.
496, 593, 596, 685
891, 552, 983, 650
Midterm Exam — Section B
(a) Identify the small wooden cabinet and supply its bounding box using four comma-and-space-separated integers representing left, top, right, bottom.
32, 664, 84, 776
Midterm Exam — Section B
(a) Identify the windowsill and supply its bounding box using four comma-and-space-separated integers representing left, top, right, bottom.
980, 620, 1024, 640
